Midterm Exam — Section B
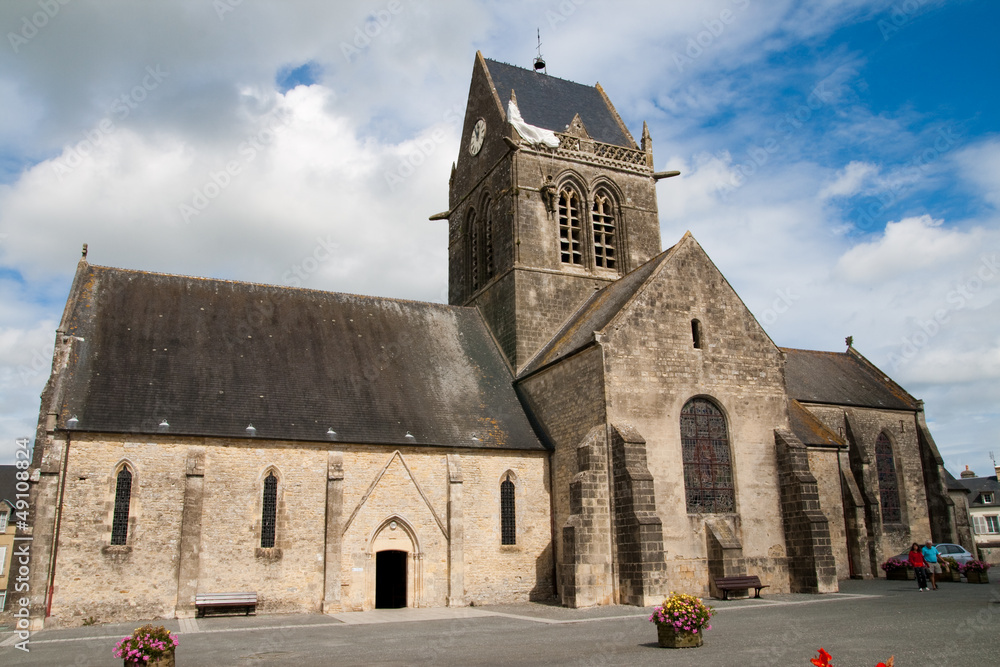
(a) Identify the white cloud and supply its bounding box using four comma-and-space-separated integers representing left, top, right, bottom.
820, 160, 879, 199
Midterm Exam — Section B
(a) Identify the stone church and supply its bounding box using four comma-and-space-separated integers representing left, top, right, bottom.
22, 52, 960, 627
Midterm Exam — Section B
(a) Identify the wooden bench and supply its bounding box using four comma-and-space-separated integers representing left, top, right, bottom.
195, 592, 257, 618
714, 575, 769, 600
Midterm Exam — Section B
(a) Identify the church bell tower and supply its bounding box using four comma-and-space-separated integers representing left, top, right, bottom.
445, 52, 663, 371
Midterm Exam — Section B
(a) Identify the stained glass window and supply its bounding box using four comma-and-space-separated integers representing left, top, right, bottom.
261, 472, 278, 548
558, 189, 583, 265
591, 191, 616, 270
875, 433, 901, 523
111, 467, 132, 545
681, 398, 735, 513
501, 474, 516, 545
483, 198, 494, 281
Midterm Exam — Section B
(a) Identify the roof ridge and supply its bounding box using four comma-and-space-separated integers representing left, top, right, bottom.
87, 263, 467, 311
483, 57, 596, 88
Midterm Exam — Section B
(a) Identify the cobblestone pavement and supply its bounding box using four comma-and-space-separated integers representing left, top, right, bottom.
2, 579, 998, 666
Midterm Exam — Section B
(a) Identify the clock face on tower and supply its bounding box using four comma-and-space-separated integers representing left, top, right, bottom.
468, 118, 486, 156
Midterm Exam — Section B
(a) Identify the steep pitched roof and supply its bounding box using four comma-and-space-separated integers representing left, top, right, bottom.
782, 347, 919, 411
54, 263, 544, 451
943, 468, 971, 493
788, 400, 845, 447
519, 246, 675, 376
483, 58, 634, 148
0, 465, 17, 506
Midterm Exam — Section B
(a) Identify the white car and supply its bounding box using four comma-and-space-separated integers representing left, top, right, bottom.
933, 543, 975, 565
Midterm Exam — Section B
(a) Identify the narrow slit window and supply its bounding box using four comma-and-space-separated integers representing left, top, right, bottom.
261, 472, 278, 548
111, 467, 132, 545
500, 474, 516, 545
591, 191, 616, 270
875, 433, 902, 523
558, 189, 583, 265
692, 319, 702, 349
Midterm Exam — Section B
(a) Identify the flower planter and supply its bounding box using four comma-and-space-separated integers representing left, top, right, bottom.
885, 568, 913, 580
966, 571, 990, 584
657, 625, 703, 648
940, 569, 961, 582
124, 650, 174, 667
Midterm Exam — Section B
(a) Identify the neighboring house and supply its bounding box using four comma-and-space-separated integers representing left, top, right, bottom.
23, 52, 961, 629
0, 465, 17, 612
957, 465, 1000, 564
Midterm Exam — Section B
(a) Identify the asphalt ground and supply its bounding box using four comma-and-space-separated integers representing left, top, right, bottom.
1, 578, 998, 666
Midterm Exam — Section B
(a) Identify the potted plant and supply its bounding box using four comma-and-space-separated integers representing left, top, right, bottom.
113, 624, 178, 666
879, 558, 913, 580
939, 556, 961, 582
649, 592, 714, 648
959, 560, 991, 583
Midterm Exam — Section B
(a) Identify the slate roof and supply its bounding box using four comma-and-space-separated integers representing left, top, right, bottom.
957, 475, 1000, 507
483, 58, 634, 148
519, 246, 674, 376
788, 400, 845, 447
943, 468, 971, 493
0, 465, 17, 506
54, 263, 544, 451
782, 347, 920, 411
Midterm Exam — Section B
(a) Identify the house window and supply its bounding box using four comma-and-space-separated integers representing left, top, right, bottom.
500, 474, 516, 545
986, 515, 1000, 534
874, 433, 902, 523
468, 209, 480, 291
691, 319, 703, 349
681, 398, 735, 513
983, 492, 995, 504
591, 191, 616, 270
0, 545, 6, 576
558, 188, 583, 265
111, 467, 132, 545
0, 509, 8, 533
261, 472, 278, 549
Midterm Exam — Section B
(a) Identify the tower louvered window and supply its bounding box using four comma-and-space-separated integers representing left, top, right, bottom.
681, 398, 735, 513
111, 467, 132, 545
261, 472, 278, 548
875, 433, 901, 523
558, 189, 583, 265
468, 209, 480, 291
483, 199, 495, 281
501, 474, 516, 545
591, 191, 616, 270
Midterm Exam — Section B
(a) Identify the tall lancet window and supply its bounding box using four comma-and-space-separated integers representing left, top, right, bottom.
680, 398, 735, 513
261, 471, 278, 548
111, 467, 132, 545
591, 190, 616, 270
875, 433, 902, 523
558, 188, 583, 265
500, 474, 516, 545
483, 197, 495, 281
468, 209, 480, 291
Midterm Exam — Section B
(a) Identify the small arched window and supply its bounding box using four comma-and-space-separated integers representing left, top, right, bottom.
680, 398, 735, 513
111, 467, 132, 545
468, 209, 480, 291
691, 319, 703, 349
875, 433, 901, 523
261, 471, 278, 548
500, 474, 516, 545
591, 190, 616, 270
558, 188, 583, 265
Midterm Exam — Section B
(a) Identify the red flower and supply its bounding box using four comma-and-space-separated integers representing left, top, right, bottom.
810, 648, 833, 667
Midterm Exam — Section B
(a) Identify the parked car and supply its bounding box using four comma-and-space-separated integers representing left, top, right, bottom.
894, 543, 975, 565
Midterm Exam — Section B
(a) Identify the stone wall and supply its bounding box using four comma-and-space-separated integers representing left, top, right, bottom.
37, 433, 551, 626
601, 235, 793, 596
803, 404, 934, 571
807, 448, 851, 580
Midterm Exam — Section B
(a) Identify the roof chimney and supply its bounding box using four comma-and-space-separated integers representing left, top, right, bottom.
960, 465, 977, 479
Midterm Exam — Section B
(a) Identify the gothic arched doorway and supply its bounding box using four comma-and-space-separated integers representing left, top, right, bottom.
375, 550, 408, 608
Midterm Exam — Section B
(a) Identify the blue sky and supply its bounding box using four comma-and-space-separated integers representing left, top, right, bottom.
0, 0, 998, 476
